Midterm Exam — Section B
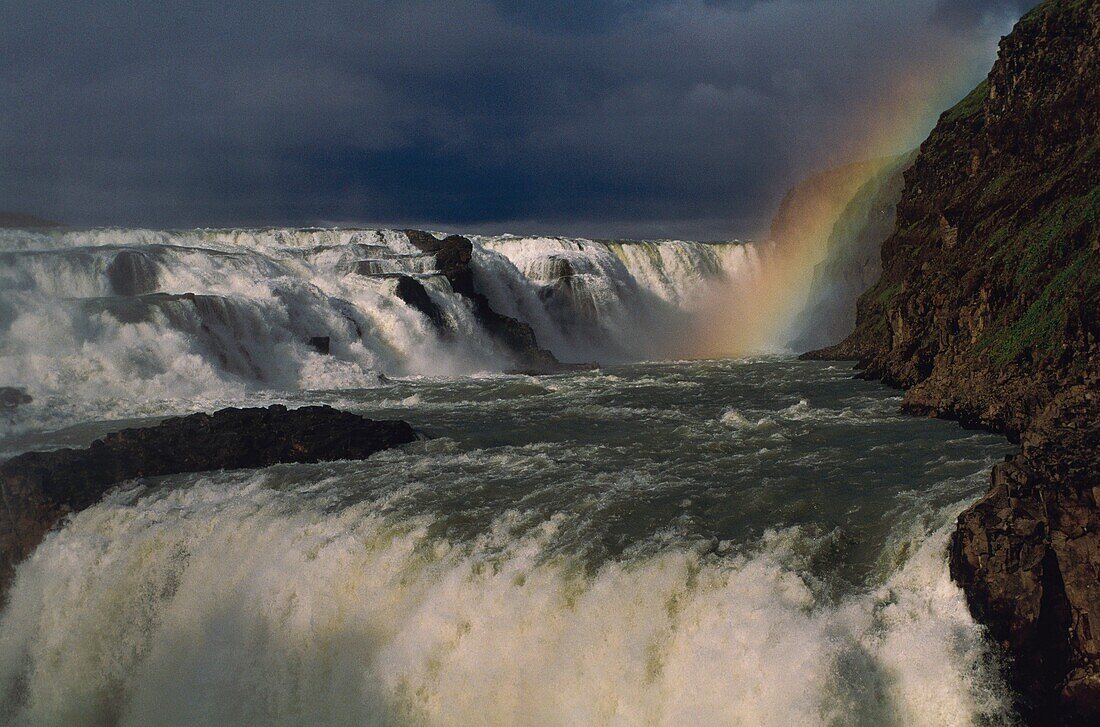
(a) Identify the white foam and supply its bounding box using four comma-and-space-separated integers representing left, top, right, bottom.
719, 408, 774, 431
0, 478, 1013, 726
0, 228, 762, 436
476, 235, 761, 362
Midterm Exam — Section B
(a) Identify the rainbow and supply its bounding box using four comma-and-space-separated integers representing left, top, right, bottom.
689, 59, 990, 358
686, 157, 892, 357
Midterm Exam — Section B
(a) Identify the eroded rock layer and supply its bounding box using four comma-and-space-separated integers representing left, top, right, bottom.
0, 405, 418, 593
808, 0, 1098, 720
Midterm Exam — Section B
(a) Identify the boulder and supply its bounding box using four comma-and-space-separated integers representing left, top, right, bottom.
402, 230, 563, 371
393, 275, 449, 333
0, 387, 32, 410
403, 230, 477, 294
106, 250, 159, 296
0, 405, 418, 592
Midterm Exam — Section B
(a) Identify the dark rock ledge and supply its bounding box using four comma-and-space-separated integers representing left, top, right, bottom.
0, 405, 418, 593
402, 230, 567, 373
951, 386, 1099, 720
803, 1, 1099, 721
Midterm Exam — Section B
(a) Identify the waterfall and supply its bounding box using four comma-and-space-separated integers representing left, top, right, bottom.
474, 235, 760, 363
0, 227, 759, 433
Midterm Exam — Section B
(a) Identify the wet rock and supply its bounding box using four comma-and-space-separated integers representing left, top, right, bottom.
354, 259, 386, 275
0, 387, 32, 410
402, 229, 448, 254
106, 250, 159, 296
0, 405, 418, 593
393, 275, 449, 333
473, 306, 560, 372
544, 256, 576, 281
809, 1, 1100, 720
407, 231, 477, 297
403, 230, 563, 371
950, 387, 1100, 722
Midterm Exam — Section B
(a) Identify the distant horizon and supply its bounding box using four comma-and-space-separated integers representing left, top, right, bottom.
0, 210, 751, 244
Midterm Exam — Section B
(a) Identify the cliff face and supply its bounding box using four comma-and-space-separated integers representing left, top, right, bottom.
738, 159, 886, 353
810, 0, 1099, 720
950, 385, 1099, 720
766, 159, 882, 253
790, 152, 914, 351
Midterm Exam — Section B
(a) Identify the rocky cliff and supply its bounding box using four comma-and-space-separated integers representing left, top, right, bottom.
732, 158, 887, 353
766, 159, 882, 255
790, 152, 915, 351
808, 0, 1098, 721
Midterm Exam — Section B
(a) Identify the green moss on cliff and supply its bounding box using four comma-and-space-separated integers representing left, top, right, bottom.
977, 251, 1092, 365
971, 183, 1099, 366
1015, 186, 1099, 283
978, 173, 1009, 205
940, 80, 989, 125
874, 282, 904, 306
830, 0, 1097, 408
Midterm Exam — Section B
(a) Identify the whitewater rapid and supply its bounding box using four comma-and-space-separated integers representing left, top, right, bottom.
0, 227, 1017, 725
0, 227, 758, 436
0, 360, 1015, 726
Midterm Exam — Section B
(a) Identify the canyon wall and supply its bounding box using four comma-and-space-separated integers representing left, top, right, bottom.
809, 0, 1098, 720
789, 152, 914, 351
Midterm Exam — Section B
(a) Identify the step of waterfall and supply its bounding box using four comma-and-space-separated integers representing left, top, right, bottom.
0, 227, 764, 423
352, 253, 437, 277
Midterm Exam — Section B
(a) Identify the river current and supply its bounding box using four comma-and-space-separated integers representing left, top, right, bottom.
0, 357, 1015, 726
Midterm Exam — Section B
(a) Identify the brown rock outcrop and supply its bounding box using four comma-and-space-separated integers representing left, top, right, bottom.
807, 1, 1099, 720
951, 386, 1100, 720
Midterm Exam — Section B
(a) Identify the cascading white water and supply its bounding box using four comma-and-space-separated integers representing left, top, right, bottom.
0, 231, 1017, 726
474, 236, 760, 362
0, 227, 759, 434
0, 482, 1004, 727
0, 359, 1016, 726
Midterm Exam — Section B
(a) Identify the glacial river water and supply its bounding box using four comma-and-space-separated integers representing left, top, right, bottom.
0, 358, 1016, 726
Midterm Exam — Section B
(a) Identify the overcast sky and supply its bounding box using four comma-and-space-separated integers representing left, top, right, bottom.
0, 0, 1035, 239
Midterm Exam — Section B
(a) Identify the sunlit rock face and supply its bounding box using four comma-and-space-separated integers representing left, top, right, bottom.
810, 0, 1100, 719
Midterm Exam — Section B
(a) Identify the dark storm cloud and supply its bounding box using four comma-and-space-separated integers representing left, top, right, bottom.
0, 0, 1035, 238
932, 0, 1039, 29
